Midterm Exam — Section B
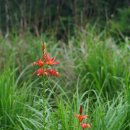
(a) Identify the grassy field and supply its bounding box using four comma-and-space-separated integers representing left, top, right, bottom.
0, 26, 130, 130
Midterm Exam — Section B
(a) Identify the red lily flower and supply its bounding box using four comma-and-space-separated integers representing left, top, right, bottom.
33, 59, 44, 67
33, 43, 60, 77
80, 123, 91, 129
75, 114, 87, 122
43, 53, 60, 65
75, 105, 91, 129
33, 68, 48, 77
75, 105, 88, 122
46, 69, 60, 77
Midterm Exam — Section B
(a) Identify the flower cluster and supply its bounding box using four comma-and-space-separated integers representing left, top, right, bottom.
75, 105, 91, 130
33, 43, 60, 77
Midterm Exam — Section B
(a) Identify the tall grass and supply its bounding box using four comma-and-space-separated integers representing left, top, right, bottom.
0, 27, 130, 129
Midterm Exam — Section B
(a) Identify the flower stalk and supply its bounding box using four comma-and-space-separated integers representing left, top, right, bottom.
33, 43, 60, 129
75, 105, 91, 130
42, 77, 47, 130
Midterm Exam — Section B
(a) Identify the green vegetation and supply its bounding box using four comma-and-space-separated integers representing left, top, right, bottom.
0, 1, 130, 129
109, 8, 130, 39
0, 0, 129, 39
0, 25, 130, 129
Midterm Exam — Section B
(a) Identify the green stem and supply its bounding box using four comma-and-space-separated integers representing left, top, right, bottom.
78, 121, 80, 130
42, 77, 47, 130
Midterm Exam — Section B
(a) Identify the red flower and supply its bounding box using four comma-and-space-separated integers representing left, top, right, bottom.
33, 68, 48, 77
75, 105, 91, 129
75, 114, 87, 122
80, 123, 91, 129
46, 69, 60, 77
43, 53, 60, 65
75, 105, 88, 122
33, 43, 60, 77
33, 59, 44, 67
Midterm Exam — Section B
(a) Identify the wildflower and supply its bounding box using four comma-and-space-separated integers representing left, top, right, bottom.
74, 105, 91, 129
75, 105, 87, 122
33, 43, 59, 130
80, 123, 91, 129
33, 59, 44, 67
75, 114, 87, 122
33, 43, 60, 77
33, 68, 48, 77
43, 53, 60, 65
46, 69, 60, 77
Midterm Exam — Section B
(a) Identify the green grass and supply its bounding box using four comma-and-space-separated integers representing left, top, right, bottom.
0, 27, 130, 130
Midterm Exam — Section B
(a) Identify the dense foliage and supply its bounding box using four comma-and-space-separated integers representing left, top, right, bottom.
0, 1, 130, 130
0, 0, 129, 38
0, 27, 130, 129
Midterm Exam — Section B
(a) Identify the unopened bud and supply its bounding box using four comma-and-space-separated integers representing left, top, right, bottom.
42, 42, 46, 51
80, 105, 82, 115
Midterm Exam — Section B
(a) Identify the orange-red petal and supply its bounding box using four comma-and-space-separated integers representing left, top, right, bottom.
80, 123, 91, 129
46, 69, 60, 77
33, 59, 44, 67
75, 114, 87, 122
43, 53, 60, 66
33, 68, 49, 77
